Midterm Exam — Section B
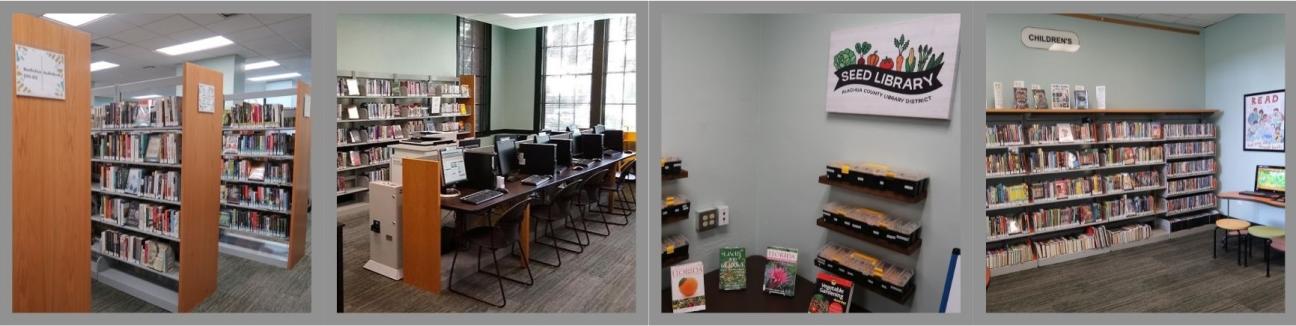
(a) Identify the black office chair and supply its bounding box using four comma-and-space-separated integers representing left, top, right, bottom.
594, 158, 635, 223
532, 177, 591, 259
577, 169, 615, 237
447, 198, 535, 308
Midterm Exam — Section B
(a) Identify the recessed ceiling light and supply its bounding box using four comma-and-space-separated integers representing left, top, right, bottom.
503, 14, 543, 18
247, 72, 301, 82
90, 61, 119, 72
132, 94, 162, 100
244, 60, 280, 71
42, 14, 110, 27
156, 36, 234, 56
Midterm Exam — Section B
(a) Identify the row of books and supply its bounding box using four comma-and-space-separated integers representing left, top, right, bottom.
339, 147, 392, 169
1033, 223, 1154, 260
1100, 194, 1159, 218
987, 146, 1166, 175
985, 123, 1025, 146
337, 174, 372, 192
91, 98, 182, 129
1166, 175, 1217, 194
432, 121, 468, 132
93, 196, 180, 238
365, 167, 390, 183
988, 194, 1161, 238
986, 122, 1217, 147
1167, 158, 1217, 176
97, 229, 177, 274
221, 184, 291, 211
1005, 82, 1096, 110
220, 208, 290, 239
92, 132, 181, 164
1027, 122, 1097, 144
1097, 121, 1161, 141
1165, 141, 1216, 157
987, 243, 1031, 269
1167, 193, 1217, 212
222, 132, 294, 156
223, 160, 291, 184
338, 78, 394, 97
95, 166, 180, 201
336, 77, 469, 97
1163, 123, 1216, 138
225, 103, 292, 128
340, 103, 434, 120
337, 125, 416, 145
987, 170, 1163, 206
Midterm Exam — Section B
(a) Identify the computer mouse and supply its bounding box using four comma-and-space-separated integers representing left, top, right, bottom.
624, 150, 634, 154
574, 166, 586, 171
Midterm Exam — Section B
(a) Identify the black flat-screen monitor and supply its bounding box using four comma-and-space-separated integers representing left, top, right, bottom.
551, 138, 574, 166
520, 143, 557, 176
602, 129, 624, 152
576, 134, 603, 159
495, 138, 517, 177
463, 150, 497, 189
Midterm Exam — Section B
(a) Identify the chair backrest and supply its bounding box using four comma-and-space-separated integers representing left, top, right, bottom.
495, 198, 533, 236
556, 177, 586, 201
616, 158, 637, 184
584, 169, 610, 191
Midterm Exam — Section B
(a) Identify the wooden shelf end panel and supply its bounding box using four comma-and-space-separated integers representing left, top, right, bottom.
287, 82, 312, 269
402, 158, 443, 293
177, 62, 223, 312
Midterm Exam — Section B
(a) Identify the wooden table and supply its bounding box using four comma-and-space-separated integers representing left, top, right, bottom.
660, 256, 866, 313
1220, 191, 1285, 228
1220, 191, 1286, 208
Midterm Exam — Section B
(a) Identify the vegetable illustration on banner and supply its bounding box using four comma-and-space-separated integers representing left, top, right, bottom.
826, 14, 961, 119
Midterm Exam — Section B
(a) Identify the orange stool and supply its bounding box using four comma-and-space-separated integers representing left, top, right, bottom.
1215, 218, 1251, 266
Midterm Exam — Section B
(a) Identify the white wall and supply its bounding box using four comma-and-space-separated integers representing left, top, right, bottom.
661, 13, 968, 313
336, 14, 458, 77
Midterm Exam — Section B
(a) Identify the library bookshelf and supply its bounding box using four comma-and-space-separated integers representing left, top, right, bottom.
86, 63, 223, 312
11, 12, 93, 312
984, 108, 1220, 277
218, 82, 311, 269
335, 70, 476, 213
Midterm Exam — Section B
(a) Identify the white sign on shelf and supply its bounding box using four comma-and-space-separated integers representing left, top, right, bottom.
304, 94, 312, 117
14, 44, 66, 100
198, 83, 215, 113
826, 14, 962, 119
1021, 27, 1080, 52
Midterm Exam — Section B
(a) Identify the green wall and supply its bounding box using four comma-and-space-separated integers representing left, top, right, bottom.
336, 14, 458, 77
490, 26, 538, 131
986, 14, 1206, 108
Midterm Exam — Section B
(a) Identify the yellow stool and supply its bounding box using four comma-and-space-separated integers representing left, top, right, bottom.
1247, 226, 1285, 276
1215, 218, 1251, 266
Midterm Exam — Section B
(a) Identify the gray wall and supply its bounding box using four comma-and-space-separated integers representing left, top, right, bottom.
1204, 14, 1286, 198
336, 14, 457, 77
986, 14, 1206, 108
490, 25, 538, 131
661, 13, 968, 313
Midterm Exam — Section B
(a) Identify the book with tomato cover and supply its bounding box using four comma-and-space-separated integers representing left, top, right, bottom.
808, 271, 854, 313
763, 246, 799, 297
718, 247, 746, 291
670, 261, 707, 313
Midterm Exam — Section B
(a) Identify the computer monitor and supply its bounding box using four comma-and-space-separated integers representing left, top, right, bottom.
593, 124, 606, 135
440, 148, 468, 187
576, 134, 604, 159
535, 133, 550, 144
602, 129, 624, 152
494, 138, 518, 177
552, 138, 574, 166
1255, 165, 1285, 194
463, 149, 497, 190
519, 143, 558, 176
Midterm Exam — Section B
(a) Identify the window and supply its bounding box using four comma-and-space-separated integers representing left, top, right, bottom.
540, 21, 596, 131
457, 17, 491, 130
603, 16, 636, 131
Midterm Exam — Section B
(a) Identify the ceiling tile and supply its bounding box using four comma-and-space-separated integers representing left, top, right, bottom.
91, 37, 128, 49
267, 16, 309, 35
134, 36, 182, 51
205, 14, 262, 35
181, 14, 226, 25
141, 15, 199, 35
226, 26, 278, 43
115, 14, 174, 27
168, 27, 218, 43
243, 37, 299, 57
110, 27, 161, 44
78, 18, 135, 38
252, 14, 304, 25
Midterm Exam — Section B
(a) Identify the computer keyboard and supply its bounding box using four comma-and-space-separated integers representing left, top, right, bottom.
522, 175, 552, 186
574, 159, 596, 167
461, 189, 504, 205
603, 149, 619, 157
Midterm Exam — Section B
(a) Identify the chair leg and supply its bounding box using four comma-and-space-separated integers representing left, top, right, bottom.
579, 196, 612, 237
1266, 241, 1271, 277
447, 246, 506, 308
528, 220, 563, 267
1213, 228, 1218, 259
491, 249, 507, 308
539, 204, 586, 253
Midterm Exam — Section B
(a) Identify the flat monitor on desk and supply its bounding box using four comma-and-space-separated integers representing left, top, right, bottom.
464, 149, 498, 190
576, 134, 604, 160
551, 138, 574, 167
495, 138, 518, 178
519, 143, 558, 176
602, 129, 624, 152
440, 148, 468, 196
1255, 165, 1285, 198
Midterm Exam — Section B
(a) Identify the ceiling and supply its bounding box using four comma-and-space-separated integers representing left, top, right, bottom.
1109, 14, 1236, 29
37, 13, 311, 88
459, 13, 631, 30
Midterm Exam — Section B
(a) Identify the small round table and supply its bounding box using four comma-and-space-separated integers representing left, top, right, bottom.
1248, 226, 1286, 276
1215, 218, 1251, 265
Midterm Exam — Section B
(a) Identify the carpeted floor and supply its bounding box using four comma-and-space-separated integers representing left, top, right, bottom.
987, 228, 1284, 313
92, 230, 312, 313
340, 206, 637, 313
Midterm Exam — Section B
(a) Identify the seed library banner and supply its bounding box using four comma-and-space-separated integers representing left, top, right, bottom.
826, 14, 961, 119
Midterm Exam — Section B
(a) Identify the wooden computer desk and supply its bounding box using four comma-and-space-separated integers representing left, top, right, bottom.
1220, 191, 1286, 208
403, 152, 636, 294
1219, 191, 1285, 230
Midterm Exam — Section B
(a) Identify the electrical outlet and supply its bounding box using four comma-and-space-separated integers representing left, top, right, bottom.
717, 204, 730, 226
698, 208, 719, 232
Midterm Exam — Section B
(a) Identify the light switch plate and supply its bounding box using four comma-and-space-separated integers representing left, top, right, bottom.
717, 204, 730, 225
697, 208, 719, 232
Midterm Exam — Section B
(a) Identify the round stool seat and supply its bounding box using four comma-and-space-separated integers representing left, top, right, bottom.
1272, 237, 1286, 252
1249, 226, 1286, 239
1217, 218, 1251, 231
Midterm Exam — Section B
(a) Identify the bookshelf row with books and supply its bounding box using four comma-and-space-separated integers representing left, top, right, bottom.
335, 71, 477, 212
985, 110, 1220, 277
218, 84, 311, 269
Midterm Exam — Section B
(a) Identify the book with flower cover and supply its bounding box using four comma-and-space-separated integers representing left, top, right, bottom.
763, 246, 799, 297
670, 261, 707, 313
808, 271, 854, 313
718, 247, 746, 291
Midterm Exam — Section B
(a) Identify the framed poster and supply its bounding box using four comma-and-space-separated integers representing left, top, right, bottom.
826, 14, 961, 119
198, 83, 216, 113
1243, 89, 1284, 152
14, 44, 66, 100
